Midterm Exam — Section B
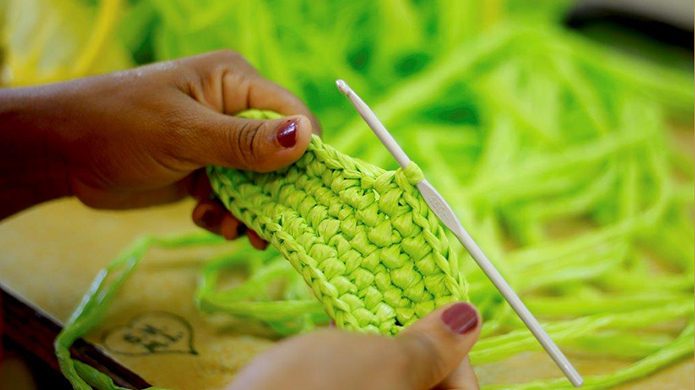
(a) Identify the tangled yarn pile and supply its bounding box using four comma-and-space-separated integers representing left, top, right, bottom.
208, 110, 467, 335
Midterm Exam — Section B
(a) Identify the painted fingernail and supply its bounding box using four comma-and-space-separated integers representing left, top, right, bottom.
441, 303, 478, 335
277, 120, 297, 148
200, 208, 220, 229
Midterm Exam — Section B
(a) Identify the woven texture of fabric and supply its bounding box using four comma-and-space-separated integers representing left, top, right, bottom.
208, 110, 467, 335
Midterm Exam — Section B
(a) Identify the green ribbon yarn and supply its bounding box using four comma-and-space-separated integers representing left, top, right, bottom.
53, 110, 467, 388
208, 109, 467, 335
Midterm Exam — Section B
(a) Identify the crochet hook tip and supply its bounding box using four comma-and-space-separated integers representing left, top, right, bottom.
335, 79, 412, 168
335, 79, 350, 96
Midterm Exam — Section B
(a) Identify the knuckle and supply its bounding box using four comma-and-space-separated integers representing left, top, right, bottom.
220, 69, 257, 113
214, 49, 257, 72
214, 48, 242, 62
222, 69, 251, 93
228, 120, 262, 168
185, 49, 248, 76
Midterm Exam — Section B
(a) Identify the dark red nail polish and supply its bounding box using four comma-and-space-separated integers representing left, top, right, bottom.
200, 208, 220, 229
441, 303, 478, 335
277, 120, 297, 148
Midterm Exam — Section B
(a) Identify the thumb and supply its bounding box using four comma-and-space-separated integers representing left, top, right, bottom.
396, 302, 481, 389
189, 111, 313, 172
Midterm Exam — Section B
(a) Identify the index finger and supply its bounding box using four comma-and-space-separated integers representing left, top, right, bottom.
224, 73, 322, 135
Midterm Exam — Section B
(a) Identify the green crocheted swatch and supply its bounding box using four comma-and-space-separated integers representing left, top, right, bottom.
208, 110, 467, 335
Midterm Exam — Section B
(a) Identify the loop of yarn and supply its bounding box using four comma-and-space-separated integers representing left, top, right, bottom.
208, 110, 467, 335
401, 162, 424, 185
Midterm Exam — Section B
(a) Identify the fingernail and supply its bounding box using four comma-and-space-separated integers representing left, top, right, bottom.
276, 120, 297, 148
441, 303, 478, 335
220, 217, 239, 240
200, 208, 220, 229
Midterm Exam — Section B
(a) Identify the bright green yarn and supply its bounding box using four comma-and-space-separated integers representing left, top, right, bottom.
208, 110, 467, 335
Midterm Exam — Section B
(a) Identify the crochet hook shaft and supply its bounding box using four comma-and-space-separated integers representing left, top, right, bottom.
336, 79, 583, 388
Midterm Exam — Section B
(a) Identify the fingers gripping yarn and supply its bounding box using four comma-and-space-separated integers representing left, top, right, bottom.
208, 110, 467, 335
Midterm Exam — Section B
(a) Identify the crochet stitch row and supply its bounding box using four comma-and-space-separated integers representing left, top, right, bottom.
208, 110, 467, 335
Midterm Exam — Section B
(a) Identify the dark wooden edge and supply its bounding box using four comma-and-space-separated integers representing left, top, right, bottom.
0, 286, 151, 389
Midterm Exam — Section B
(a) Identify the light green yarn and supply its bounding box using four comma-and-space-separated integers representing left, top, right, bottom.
208, 110, 467, 335
401, 162, 425, 185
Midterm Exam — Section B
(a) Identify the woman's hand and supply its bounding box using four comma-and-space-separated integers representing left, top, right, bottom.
229, 302, 481, 390
0, 50, 318, 247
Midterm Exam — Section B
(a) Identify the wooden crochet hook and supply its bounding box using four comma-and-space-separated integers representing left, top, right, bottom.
336, 79, 583, 387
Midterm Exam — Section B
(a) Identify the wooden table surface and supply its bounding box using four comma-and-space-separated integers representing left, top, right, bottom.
1, 198, 692, 389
